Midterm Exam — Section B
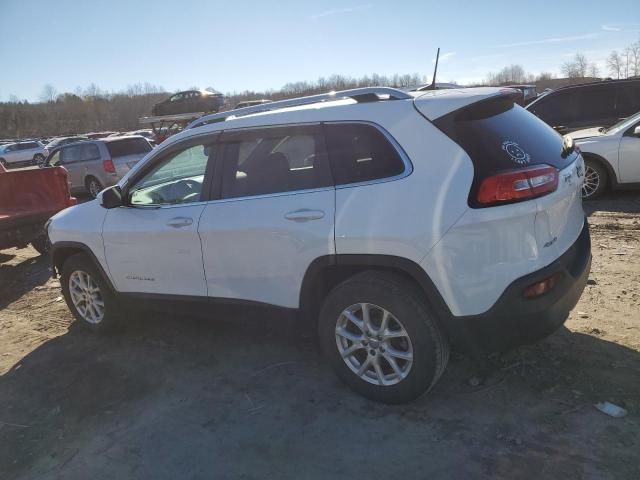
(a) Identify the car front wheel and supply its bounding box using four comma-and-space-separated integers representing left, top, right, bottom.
61, 253, 119, 332
319, 271, 449, 404
33, 153, 45, 166
582, 159, 608, 199
86, 177, 104, 198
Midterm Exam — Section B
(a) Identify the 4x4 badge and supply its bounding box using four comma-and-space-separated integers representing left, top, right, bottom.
502, 141, 531, 165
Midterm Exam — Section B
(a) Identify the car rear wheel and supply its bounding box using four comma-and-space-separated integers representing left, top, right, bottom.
60, 253, 119, 332
0, 158, 7, 168
86, 177, 103, 198
33, 153, 45, 166
318, 271, 449, 404
582, 159, 607, 200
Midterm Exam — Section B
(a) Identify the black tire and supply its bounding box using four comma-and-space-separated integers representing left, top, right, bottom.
33, 153, 45, 166
0, 158, 7, 168
318, 271, 449, 404
31, 235, 50, 256
85, 176, 103, 198
60, 253, 120, 332
582, 158, 608, 200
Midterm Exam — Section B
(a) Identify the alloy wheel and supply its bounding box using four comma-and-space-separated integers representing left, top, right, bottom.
88, 179, 102, 198
69, 270, 104, 324
335, 303, 413, 386
582, 165, 600, 198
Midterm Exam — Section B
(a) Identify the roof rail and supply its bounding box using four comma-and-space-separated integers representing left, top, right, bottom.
186, 87, 413, 130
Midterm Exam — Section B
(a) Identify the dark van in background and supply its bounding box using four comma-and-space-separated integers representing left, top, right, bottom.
526, 79, 640, 134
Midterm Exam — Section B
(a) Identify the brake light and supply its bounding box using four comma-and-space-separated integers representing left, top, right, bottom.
477, 164, 558, 206
103, 159, 116, 173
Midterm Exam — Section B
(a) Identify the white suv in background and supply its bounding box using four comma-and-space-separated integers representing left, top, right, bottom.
48, 87, 591, 403
570, 111, 640, 199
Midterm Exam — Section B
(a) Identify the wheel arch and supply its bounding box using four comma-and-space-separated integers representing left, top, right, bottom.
299, 255, 454, 326
51, 241, 116, 292
581, 152, 618, 187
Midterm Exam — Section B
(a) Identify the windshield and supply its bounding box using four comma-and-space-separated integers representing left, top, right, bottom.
603, 111, 640, 134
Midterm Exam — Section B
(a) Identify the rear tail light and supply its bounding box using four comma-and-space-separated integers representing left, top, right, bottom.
477, 164, 558, 206
103, 159, 116, 173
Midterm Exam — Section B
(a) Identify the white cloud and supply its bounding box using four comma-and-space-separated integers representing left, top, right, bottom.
433, 52, 456, 63
311, 4, 373, 19
496, 33, 599, 48
602, 24, 622, 32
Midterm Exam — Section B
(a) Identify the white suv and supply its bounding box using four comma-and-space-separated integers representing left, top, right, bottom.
570, 111, 640, 199
48, 87, 592, 403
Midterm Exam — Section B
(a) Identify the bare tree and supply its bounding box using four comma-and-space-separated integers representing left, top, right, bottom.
607, 51, 624, 79
588, 63, 600, 78
562, 53, 590, 79
535, 72, 555, 81
39, 84, 58, 103
629, 42, 640, 77
486, 65, 528, 85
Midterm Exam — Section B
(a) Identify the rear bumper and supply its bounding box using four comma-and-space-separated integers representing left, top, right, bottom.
449, 219, 592, 352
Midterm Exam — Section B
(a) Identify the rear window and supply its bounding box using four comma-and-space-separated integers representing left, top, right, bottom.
106, 138, 152, 158
325, 123, 406, 186
434, 97, 578, 205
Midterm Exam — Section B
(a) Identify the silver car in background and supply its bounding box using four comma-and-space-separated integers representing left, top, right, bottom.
45, 136, 152, 197
0, 140, 49, 168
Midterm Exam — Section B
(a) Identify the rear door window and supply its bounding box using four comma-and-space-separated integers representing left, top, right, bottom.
80, 143, 101, 161
616, 84, 640, 118
61, 145, 84, 164
325, 123, 406, 186
577, 86, 616, 125
220, 125, 332, 199
107, 138, 152, 157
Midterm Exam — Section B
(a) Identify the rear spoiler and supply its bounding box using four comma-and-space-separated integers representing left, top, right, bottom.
414, 87, 521, 121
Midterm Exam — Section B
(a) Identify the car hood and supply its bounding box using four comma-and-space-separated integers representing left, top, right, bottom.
570, 127, 605, 140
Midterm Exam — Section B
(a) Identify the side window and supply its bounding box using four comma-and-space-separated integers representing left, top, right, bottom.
577, 87, 616, 121
170, 93, 183, 102
531, 92, 576, 125
61, 145, 83, 164
616, 85, 640, 118
80, 143, 100, 161
325, 123, 406, 186
220, 125, 331, 199
129, 142, 213, 206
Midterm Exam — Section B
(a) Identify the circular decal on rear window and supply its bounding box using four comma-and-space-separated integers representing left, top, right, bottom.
502, 140, 531, 165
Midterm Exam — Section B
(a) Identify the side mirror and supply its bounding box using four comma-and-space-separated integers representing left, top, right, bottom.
100, 185, 124, 209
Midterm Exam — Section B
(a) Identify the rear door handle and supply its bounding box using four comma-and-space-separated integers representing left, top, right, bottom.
284, 209, 325, 222
166, 217, 193, 228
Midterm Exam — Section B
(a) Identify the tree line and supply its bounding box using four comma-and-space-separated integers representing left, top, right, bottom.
2, 36, 639, 140
0, 74, 426, 139
484, 39, 640, 85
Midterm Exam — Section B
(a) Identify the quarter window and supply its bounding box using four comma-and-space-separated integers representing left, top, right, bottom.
129, 143, 212, 206
220, 125, 331, 199
325, 123, 405, 185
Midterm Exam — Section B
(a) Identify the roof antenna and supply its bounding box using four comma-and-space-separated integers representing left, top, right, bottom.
429, 47, 440, 90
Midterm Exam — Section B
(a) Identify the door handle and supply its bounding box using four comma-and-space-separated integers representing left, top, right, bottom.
284, 209, 325, 222
166, 217, 193, 228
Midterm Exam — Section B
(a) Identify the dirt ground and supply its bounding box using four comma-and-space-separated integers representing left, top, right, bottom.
1, 193, 639, 480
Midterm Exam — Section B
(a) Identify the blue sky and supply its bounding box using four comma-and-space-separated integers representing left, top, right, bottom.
1, 0, 639, 101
